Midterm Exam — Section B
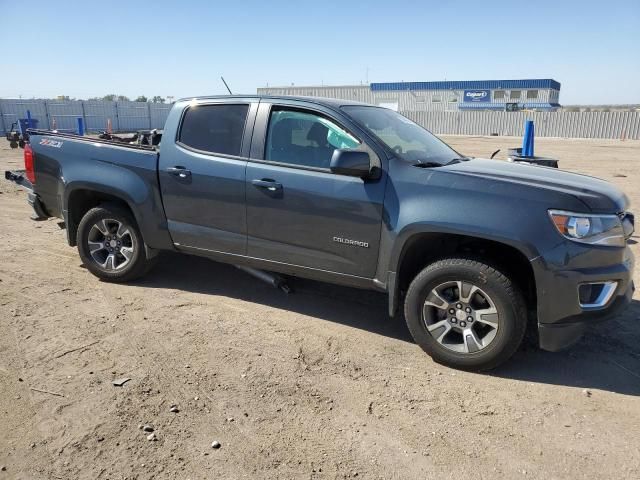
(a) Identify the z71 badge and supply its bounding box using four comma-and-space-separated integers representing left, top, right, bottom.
39, 138, 63, 148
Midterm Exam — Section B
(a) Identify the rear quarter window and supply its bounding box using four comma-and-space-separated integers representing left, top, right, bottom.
178, 104, 249, 156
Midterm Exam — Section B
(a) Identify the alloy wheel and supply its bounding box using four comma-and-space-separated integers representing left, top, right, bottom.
87, 218, 135, 271
422, 280, 499, 354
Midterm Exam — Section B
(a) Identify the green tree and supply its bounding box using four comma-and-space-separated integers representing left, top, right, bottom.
102, 94, 117, 101
135, 95, 148, 102
152, 96, 165, 104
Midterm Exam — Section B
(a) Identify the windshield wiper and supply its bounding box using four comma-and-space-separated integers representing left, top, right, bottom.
413, 156, 471, 168
444, 157, 471, 165
413, 161, 444, 168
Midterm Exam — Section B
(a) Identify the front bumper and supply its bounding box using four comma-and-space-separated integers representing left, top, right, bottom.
537, 279, 634, 351
533, 243, 635, 351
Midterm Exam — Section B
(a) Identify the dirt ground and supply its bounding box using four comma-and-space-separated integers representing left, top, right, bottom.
0, 135, 639, 480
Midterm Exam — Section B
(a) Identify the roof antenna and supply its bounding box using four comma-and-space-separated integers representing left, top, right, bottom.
221, 76, 233, 95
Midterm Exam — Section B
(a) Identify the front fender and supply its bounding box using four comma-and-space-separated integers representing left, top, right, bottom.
384, 222, 541, 318
389, 221, 542, 274
382, 159, 586, 279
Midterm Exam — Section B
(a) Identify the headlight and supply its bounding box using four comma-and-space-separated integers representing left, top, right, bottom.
548, 210, 626, 247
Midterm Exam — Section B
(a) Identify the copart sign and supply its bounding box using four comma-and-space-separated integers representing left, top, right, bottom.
463, 90, 491, 103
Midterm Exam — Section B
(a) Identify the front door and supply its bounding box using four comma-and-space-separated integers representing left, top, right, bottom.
245, 103, 386, 278
158, 100, 256, 254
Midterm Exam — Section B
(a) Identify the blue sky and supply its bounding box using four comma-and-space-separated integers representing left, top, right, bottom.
1, 0, 638, 104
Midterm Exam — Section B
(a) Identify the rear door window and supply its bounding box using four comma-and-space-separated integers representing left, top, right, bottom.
179, 104, 249, 156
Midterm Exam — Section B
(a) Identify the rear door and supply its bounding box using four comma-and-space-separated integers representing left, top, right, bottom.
158, 99, 257, 254
245, 100, 387, 278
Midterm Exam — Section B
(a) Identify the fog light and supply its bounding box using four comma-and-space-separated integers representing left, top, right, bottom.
578, 281, 618, 308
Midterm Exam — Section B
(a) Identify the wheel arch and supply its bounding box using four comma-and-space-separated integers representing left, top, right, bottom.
388, 229, 537, 320
64, 185, 141, 247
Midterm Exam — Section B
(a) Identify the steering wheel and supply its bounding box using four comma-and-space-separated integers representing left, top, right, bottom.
392, 145, 403, 155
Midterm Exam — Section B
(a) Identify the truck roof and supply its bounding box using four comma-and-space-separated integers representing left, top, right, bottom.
177, 94, 371, 108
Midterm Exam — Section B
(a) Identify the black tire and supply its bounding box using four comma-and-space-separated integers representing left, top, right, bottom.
404, 257, 527, 371
76, 204, 153, 282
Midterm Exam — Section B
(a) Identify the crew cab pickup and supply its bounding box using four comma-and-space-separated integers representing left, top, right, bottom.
8, 95, 635, 370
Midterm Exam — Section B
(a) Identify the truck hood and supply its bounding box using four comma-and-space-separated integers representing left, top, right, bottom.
442, 158, 629, 213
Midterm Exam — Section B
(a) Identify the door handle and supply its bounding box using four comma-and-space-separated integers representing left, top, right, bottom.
252, 179, 282, 192
166, 166, 191, 179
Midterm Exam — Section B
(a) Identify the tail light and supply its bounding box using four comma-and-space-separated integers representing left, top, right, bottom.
24, 144, 35, 184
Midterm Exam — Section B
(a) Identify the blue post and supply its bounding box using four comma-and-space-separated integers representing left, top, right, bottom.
77, 117, 84, 136
26, 110, 32, 129
522, 120, 534, 157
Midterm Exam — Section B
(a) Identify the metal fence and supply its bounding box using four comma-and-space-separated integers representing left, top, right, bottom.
0, 99, 172, 134
1, 98, 638, 139
403, 110, 640, 140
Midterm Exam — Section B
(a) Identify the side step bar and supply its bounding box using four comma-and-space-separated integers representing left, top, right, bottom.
235, 266, 292, 294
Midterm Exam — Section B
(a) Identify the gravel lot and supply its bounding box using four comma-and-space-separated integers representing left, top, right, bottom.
1, 135, 639, 479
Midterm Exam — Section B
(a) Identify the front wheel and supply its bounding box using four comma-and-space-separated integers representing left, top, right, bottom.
404, 257, 527, 371
76, 205, 153, 282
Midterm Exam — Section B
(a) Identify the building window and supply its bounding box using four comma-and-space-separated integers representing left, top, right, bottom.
179, 103, 249, 156
448, 96, 457, 103
527, 90, 539, 99
432, 96, 441, 103
494, 90, 505, 100
415, 96, 427, 103
510, 90, 522, 99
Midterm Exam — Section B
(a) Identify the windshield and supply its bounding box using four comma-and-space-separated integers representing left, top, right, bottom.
342, 106, 461, 165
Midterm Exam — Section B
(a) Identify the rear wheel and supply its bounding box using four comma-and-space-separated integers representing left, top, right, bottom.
77, 205, 153, 282
404, 257, 527, 371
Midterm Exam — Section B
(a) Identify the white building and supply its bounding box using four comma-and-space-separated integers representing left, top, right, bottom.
258, 79, 561, 112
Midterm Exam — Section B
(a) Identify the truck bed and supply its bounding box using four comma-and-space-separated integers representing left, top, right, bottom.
26, 129, 158, 151
24, 129, 166, 248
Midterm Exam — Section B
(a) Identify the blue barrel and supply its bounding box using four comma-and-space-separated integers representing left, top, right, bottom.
522, 120, 535, 157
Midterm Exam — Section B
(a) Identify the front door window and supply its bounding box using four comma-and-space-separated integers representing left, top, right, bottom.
265, 109, 360, 169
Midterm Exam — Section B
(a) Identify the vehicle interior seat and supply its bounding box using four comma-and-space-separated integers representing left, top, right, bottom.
305, 122, 333, 168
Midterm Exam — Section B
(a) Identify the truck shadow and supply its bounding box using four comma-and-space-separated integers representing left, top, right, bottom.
494, 307, 640, 397
135, 252, 411, 341
132, 252, 640, 397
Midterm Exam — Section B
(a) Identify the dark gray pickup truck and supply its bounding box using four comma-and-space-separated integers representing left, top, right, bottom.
7, 95, 635, 370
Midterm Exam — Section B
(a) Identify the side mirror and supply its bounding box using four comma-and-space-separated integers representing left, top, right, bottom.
330, 149, 371, 179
